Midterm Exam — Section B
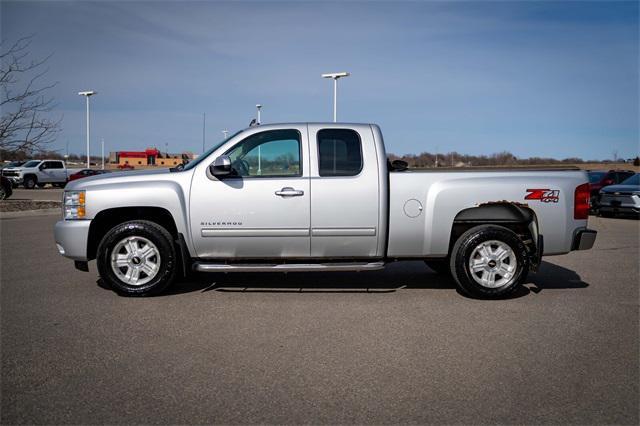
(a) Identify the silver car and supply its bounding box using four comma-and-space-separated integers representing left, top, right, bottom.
598, 173, 640, 217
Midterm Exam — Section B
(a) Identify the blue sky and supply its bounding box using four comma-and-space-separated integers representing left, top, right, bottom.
2, 1, 638, 159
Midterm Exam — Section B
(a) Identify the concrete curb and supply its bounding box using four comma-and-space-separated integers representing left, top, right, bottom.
0, 208, 60, 219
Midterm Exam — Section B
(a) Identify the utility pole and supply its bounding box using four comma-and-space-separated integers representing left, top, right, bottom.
101, 138, 105, 170
322, 72, 350, 122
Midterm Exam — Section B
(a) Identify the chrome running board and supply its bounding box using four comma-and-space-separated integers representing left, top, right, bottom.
193, 261, 386, 273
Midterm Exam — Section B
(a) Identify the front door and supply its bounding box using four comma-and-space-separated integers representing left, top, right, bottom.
189, 126, 311, 258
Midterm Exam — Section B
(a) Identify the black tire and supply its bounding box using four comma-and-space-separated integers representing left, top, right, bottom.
0, 185, 7, 200
96, 220, 177, 296
449, 225, 529, 299
425, 259, 451, 275
23, 175, 37, 189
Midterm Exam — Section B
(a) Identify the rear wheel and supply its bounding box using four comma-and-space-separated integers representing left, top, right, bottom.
97, 220, 177, 296
450, 225, 529, 298
23, 176, 37, 189
0, 185, 7, 200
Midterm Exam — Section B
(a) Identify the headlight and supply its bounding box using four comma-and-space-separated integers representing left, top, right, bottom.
63, 190, 86, 220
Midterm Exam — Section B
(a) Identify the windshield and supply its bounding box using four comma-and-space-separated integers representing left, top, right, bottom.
588, 171, 606, 183
620, 174, 639, 186
180, 130, 243, 172
22, 160, 41, 168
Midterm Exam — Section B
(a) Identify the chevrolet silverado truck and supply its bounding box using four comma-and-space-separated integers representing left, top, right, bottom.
1, 159, 79, 188
54, 123, 596, 298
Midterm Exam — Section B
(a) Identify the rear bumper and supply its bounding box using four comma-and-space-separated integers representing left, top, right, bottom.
54, 220, 91, 261
572, 228, 597, 251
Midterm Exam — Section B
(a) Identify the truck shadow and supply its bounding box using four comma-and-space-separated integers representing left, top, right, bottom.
156, 260, 588, 299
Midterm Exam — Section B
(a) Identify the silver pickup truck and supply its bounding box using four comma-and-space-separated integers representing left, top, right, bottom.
1, 159, 78, 188
54, 123, 596, 298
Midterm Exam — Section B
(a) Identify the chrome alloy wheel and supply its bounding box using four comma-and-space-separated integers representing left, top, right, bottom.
110, 236, 161, 286
468, 240, 517, 288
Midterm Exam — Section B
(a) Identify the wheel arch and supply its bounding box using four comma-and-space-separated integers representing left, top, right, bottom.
23, 173, 37, 183
449, 202, 542, 270
87, 206, 179, 260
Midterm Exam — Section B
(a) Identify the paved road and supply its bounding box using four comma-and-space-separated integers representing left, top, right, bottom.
1, 215, 638, 424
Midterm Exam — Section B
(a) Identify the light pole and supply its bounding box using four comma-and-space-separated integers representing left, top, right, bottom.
321, 72, 350, 122
78, 91, 96, 168
255, 104, 263, 175
202, 113, 206, 153
101, 138, 105, 170
222, 129, 229, 139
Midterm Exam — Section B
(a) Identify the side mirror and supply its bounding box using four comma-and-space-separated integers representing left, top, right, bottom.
209, 155, 232, 177
38, 164, 45, 170
391, 160, 409, 171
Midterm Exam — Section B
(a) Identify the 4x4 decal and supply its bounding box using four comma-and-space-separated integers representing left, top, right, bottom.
525, 189, 560, 203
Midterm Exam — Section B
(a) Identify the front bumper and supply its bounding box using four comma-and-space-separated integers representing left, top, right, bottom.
54, 220, 91, 261
572, 228, 597, 251
6, 177, 22, 186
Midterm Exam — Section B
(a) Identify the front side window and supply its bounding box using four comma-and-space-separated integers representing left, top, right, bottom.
317, 129, 362, 177
225, 129, 301, 178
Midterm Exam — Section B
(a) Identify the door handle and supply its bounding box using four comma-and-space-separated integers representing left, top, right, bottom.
275, 187, 304, 197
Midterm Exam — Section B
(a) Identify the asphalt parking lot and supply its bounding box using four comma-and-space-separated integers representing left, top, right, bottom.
1, 213, 638, 424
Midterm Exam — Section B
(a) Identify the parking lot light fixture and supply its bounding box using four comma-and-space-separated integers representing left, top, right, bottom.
321, 72, 350, 122
78, 91, 97, 168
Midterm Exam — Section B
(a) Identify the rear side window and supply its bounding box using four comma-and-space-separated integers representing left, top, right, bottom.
615, 172, 634, 183
45, 161, 63, 169
317, 129, 362, 177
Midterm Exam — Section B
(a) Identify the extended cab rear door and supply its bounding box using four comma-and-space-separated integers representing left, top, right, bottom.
41, 161, 66, 182
307, 124, 381, 258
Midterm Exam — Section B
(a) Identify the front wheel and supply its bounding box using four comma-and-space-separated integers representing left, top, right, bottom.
97, 220, 177, 296
450, 225, 529, 298
23, 176, 37, 189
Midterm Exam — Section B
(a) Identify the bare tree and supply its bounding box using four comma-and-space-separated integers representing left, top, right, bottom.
0, 36, 60, 155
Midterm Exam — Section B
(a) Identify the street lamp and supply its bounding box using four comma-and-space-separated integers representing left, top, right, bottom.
78, 90, 97, 168
255, 104, 263, 175
222, 129, 229, 139
256, 104, 262, 124
321, 72, 350, 122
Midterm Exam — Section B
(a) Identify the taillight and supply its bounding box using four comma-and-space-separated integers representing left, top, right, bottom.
574, 183, 590, 220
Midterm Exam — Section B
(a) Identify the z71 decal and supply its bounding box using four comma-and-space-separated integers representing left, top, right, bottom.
525, 189, 560, 203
